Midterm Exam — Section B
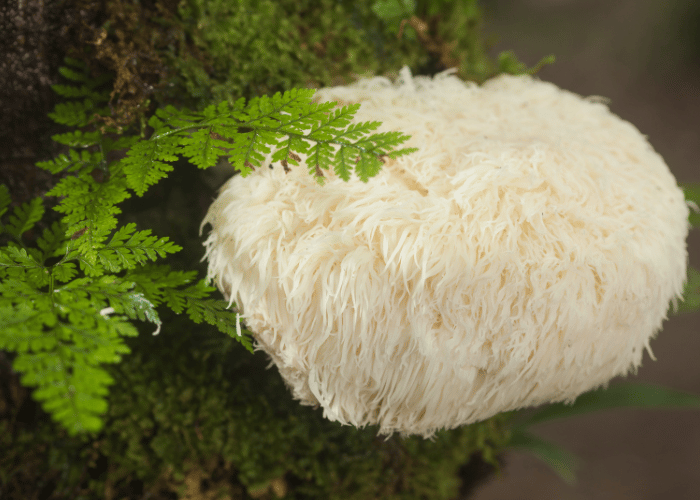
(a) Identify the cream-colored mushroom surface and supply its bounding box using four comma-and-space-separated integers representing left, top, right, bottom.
201, 66, 690, 438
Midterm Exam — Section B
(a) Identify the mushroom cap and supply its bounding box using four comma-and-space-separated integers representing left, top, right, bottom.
201, 66, 690, 437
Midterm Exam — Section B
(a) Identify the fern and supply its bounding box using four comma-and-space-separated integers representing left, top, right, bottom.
121, 87, 417, 194
0, 56, 417, 438
3, 196, 45, 239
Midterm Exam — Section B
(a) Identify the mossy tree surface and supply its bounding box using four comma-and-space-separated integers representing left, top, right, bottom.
0, 1, 558, 499
1, 325, 511, 500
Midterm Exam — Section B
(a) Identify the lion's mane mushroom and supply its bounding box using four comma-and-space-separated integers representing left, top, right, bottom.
201, 66, 691, 438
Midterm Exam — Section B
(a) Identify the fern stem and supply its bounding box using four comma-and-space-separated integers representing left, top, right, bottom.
48, 266, 55, 309
149, 119, 225, 141
150, 120, 385, 165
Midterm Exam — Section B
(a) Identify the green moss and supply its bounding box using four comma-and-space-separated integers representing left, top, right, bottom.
167, 0, 429, 110
53, 0, 550, 129
1, 324, 511, 499
105, 327, 512, 499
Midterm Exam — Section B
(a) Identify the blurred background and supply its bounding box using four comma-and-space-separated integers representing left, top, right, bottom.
472, 1, 700, 499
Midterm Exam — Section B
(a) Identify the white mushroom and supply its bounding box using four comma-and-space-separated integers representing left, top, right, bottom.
201, 66, 691, 438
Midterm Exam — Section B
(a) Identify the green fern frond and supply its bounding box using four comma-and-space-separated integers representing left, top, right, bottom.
306, 103, 367, 141
48, 100, 97, 128
51, 130, 102, 148
179, 128, 231, 169
185, 297, 254, 353
0, 270, 42, 300
59, 276, 161, 332
121, 268, 252, 348
48, 172, 130, 261
52, 83, 111, 103
120, 138, 180, 196
50, 57, 112, 104
0, 184, 10, 219
0, 303, 53, 353
50, 84, 111, 101
87, 223, 183, 274
0, 245, 43, 271
124, 267, 210, 313
52, 262, 78, 283
246, 88, 334, 129
57, 65, 90, 83
105, 134, 142, 152
113, 291, 161, 328
165, 280, 212, 314
124, 265, 198, 310
36, 221, 69, 260
153, 104, 202, 128
306, 141, 335, 176
9, 310, 137, 436
2, 197, 45, 239
36, 150, 82, 174
0, 294, 137, 437
36, 148, 101, 175
125, 85, 415, 187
